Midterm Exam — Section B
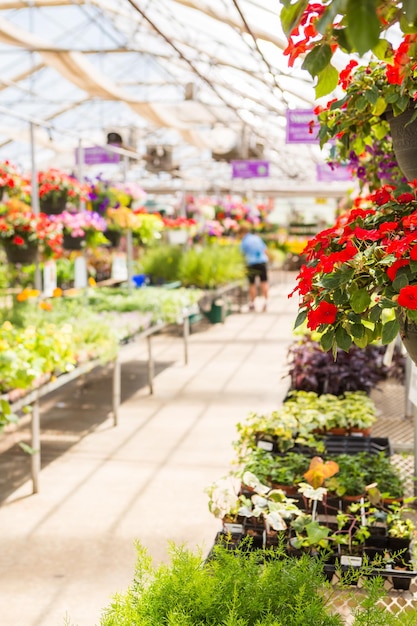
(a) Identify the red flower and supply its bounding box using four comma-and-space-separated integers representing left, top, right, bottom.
12, 235, 25, 246
386, 259, 409, 281
410, 244, 417, 261
379, 221, 399, 233
372, 188, 393, 205
398, 285, 417, 309
307, 301, 338, 330
397, 192, 415, 203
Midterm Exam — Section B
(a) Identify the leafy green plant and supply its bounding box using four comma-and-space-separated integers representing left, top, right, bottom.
99, 540, 344, 626
178, 243, 245, 289
137, 244, 183, 284
243, 448, 309, 488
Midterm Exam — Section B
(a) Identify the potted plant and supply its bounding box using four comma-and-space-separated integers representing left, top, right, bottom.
0, 199, 63, 264
290, 184, 417, 363
0, 160, 26, 201
35, 168, 86, 214
50, 209, 108, 249
314, 59, 417, 183
286, 335, 405, 397
278, 1, 417, 97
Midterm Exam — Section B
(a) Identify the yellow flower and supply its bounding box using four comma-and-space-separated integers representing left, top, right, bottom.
88, 277, 96, 287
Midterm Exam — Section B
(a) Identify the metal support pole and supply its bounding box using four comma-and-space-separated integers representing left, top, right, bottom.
411, 404, 417, 498
112, 354, 121, 426
126, 229, 133, 293
183, 314, 189, 365
147, 335, 154, 395
77, 139, 85, 211
29, 121, 42, 292
405, 354, 413, 418
31, 397, 41, 494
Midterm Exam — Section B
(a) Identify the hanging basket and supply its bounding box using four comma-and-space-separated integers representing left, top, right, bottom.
397, 312, 417, 366
3, 239, 38, 264
63, 233, 86, 250
104, 229, 122, 248
386, 105, 417, 181
40, 193, 68, 215
167, 229, 188, 245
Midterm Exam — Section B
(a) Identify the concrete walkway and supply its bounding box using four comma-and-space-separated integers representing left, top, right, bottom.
0, 273, 299, 626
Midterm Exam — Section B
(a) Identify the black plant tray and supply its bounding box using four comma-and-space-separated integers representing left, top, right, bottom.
256, 436, 391, 457
209, 533, 417, 591
323, 563, 417, 590
323, 435, 392, 456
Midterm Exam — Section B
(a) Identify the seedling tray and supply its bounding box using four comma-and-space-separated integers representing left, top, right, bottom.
256, 436, 392, 457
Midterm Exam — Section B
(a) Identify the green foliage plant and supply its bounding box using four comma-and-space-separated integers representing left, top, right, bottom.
178, 243, 245, 289
99, 540, 344, 626
138, 244, 183, 284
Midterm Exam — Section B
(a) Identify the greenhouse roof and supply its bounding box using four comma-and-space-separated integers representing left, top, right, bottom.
0, 0, 352, 196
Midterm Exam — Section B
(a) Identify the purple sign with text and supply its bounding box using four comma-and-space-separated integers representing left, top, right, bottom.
286, 109, 319, 144
231, 160, 269, 179
75, 146, 120, 165
316, 163, 353, 182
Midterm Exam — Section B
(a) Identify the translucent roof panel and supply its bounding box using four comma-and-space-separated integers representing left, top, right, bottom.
0, 0, 352, 196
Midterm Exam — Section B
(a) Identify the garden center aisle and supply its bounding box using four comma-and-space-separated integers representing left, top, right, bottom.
0, 274, 299, 626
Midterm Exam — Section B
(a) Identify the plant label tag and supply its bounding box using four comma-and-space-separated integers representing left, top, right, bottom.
257, 440, 273, 452
74, 256, 87, 288
223, 523, 243, 534
341, 555, 362, 567
111, 253, 128, 281
43, 260, 57, 297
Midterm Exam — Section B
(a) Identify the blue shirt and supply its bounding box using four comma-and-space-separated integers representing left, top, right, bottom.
240, 233, 268, 265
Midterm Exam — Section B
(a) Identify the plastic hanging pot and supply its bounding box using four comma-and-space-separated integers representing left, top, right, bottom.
3, 239, 38, 264
386, 104, 417, 181
397, 310, 417, 367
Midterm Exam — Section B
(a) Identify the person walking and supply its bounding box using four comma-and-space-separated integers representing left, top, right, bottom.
239, 224, 270, 311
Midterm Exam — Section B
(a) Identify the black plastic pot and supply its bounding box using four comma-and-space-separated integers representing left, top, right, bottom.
386, 105, 417, 181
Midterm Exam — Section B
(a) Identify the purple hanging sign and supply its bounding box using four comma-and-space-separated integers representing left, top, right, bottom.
286, 109, 319, 144
316, 163, 353, 182
75, 146, 120, 165
231, 160, 269, 179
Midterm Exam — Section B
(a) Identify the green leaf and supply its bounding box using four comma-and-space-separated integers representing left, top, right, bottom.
280, 0, 308, 36
302, 44, 332, 78
336, 326, 352, 351
306, 521, 331, 544
321, 272, 344, 289
334, 28, 353, 53
403, 0, 417, 24
369, 306, 382, 323
346, 0, 381, 55
315, 0, 345, 34
373, 121, 390, 139
400, 13, 417, 33
355, 95, 369, 112
333, 288, 349, 306
364, 88, 378, 106
350, 289, 371, 313
19, 442, 38, 456
329, 96, 349, 111
0, 399, 11, 415
372, 38, 391, 60
320, 329, 335, 352
371, 97, 388, 116
381, 319, 400, 344
350, 323, 365, 339
294, 309, 307, 329
393, 273, 409, 291
315, 63, 339, 98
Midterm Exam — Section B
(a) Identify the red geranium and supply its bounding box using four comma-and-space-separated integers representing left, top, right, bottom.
307, 301, 338, 331
398, 285, 417, 309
